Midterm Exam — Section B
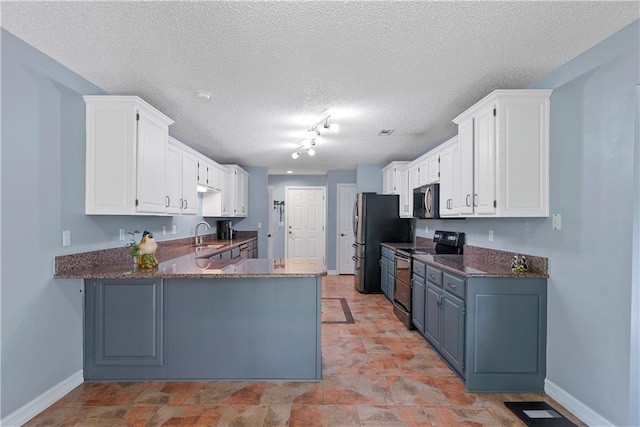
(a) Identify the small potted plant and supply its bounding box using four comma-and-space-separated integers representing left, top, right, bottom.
125, 230, 140, 265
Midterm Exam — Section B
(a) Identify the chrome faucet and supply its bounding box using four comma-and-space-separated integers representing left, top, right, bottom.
195, 221, 211, 246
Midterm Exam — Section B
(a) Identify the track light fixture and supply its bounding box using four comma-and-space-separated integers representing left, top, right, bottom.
291, 139, 317, 160
289, 114, 339, 160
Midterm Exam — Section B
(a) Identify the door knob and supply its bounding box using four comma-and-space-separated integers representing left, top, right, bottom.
340, 233, 346, 237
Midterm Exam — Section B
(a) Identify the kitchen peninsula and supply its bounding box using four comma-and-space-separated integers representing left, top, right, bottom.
55, 237, 326, 382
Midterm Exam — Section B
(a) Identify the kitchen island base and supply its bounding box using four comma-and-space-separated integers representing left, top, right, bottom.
84, 277, 322, 381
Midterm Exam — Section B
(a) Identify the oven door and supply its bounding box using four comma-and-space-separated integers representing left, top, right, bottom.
393, 254, 413, 329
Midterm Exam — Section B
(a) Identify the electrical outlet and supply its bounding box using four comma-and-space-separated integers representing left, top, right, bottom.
119, 229, 125, 240
172, 225, 177, 235
552, 214, 562, 230
488, 230, 494, 242
258, 222, 262, 229
425, 225, 429, 234
163, 226, 167, 236
62, 230, 71, 247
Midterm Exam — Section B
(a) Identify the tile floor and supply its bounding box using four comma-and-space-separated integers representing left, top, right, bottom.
26, 275, 585, 426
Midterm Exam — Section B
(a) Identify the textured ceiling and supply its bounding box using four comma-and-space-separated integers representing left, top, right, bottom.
2, 1, 637, 174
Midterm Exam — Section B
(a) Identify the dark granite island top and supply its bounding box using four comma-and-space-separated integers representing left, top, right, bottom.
57, 254, 326, 279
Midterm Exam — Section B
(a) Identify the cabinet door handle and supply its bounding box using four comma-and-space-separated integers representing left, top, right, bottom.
184, 199, 188, 209
166, 196, 170, 208
466, 194, 471, 207
448, 283, 456, 289
473, 194, 478, 207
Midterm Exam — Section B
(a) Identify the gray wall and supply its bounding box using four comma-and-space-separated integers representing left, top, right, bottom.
0, 29, 242, 417
356, 163, 383, 193
268, 175, 327, 261
415, 21, 639, 426
267, 171, 356, 270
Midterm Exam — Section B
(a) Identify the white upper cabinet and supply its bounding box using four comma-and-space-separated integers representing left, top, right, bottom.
382, 161, 408, 195
223, 165, 249, 217
457, 119, 474, 215
427, 153, 440, 184
166, 137, 198, 215
84, 96, 174, 215
166, 143, 184, 215
453, 90, 552, 217
407, 163, 421, 216
438, 137, 460, 217
417, 159, 429, 187
398, 168, 410, 218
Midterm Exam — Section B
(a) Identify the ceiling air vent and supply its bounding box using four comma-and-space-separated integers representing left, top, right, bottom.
378, 129, 394, 136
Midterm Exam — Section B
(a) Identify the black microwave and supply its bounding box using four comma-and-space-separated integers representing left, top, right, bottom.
413, 183, 440, 219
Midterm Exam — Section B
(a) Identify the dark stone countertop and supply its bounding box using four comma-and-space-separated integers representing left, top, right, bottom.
55, 233, 326, 279
382, 240, 548, 279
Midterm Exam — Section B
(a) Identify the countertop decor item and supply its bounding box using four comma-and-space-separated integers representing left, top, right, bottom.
125, 230, 140, 264
136, 231, 158, 269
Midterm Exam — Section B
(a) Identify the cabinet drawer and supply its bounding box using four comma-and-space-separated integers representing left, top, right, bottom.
387, 259, 395, 275
413, 260, 426, 279
426, 266, 442, 287
443, 273, 465, 299
231, 247, 240, 259
220, 250, 231, 259
381, 247, 394, 259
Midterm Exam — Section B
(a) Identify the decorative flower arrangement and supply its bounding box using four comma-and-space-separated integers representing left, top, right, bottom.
125, 230, 140, 263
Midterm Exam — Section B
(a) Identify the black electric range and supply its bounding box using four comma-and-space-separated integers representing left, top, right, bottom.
393, 231, 465, 329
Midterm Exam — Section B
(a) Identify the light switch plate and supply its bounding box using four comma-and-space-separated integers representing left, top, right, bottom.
258, 222, 262, 229
488, 230, 494, 242
552, 214, 562, 230
62, 230, 71, 247
119, 229, 125, 240
162, 226, 167, 236
172, 225, 177, 235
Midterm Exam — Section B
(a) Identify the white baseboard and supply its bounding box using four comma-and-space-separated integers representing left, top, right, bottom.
545, 379, 614, 427
327, 270, 338, 275
2, 370, 83, 427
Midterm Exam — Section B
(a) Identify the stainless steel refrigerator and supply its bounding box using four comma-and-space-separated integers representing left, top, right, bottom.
352, 193, 413, 293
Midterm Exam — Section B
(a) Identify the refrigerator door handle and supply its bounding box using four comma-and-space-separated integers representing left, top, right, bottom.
352, 196, 358, 238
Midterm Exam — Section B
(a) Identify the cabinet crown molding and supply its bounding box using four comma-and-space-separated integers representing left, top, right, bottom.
452, 89, 552, 124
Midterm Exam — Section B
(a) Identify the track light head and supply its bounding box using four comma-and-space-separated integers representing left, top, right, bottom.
291, 151, 301, 159
307, 147, 316, 156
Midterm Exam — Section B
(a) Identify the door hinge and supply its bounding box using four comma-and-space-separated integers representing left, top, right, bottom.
462, 361, 465, 370
493, 200, 497, 208
135, 199, 139, 206
136, 113, 140, 121
438, 172, 440, 178
493, 108, 496, 116
462, 306, 466, 316
438, 157, 440, 163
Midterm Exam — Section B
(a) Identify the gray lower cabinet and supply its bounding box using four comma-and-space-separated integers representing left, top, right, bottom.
440, 282, 465, 375
84, 279, 166, 380
380, 246, 395, 301
465, 277, 547, 392
380, 252, 388, 296
424, 281, 442, 346
411, 272, 426, 332
83, 276, 322, 381
411, 260, 548, 392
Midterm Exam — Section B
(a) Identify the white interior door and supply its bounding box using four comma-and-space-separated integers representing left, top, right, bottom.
337, 184, 356, 274
286, 187, 326, 261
